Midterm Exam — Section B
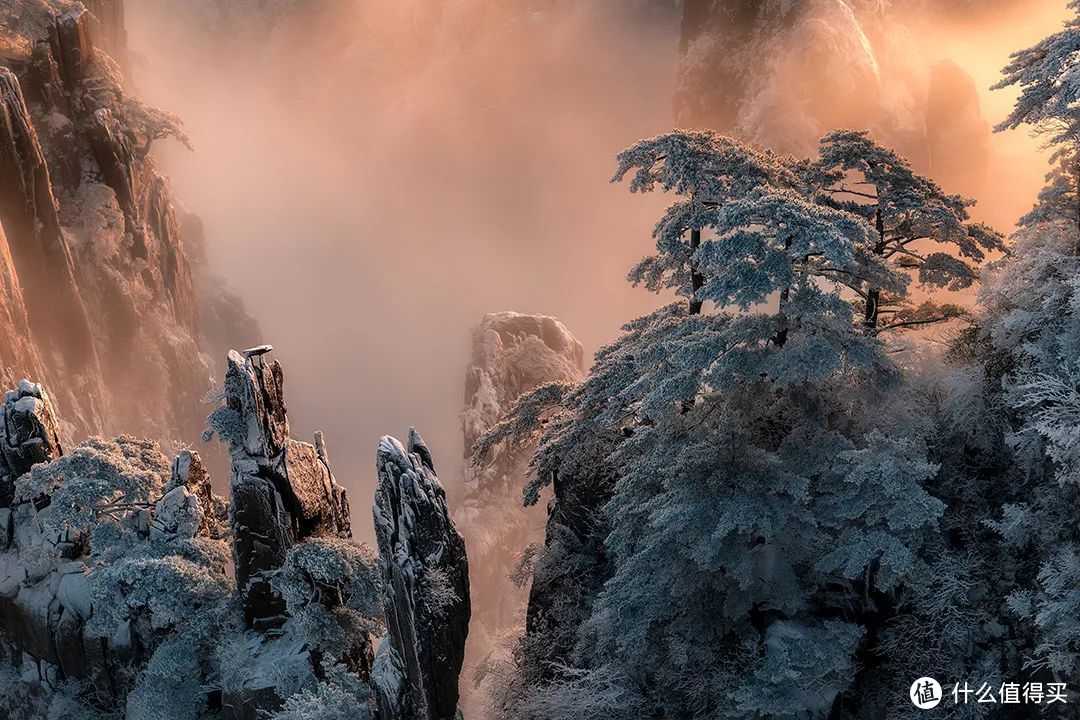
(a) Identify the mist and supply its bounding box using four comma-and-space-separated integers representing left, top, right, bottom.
124, 0, 678, 541
123, 0, 1067, 544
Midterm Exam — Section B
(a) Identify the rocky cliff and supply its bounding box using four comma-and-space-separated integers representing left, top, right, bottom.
207, 347, 352, 630
675, 0, 991, 182
373, 430, 471, 720
457, 313, 583, 678
0, 348, 472, 719
0, 0, 257, 450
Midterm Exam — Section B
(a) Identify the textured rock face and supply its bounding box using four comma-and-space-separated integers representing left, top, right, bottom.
520, 438, 618, 687
0, 1, 258, 448
0, 381, 62, 509
0, 379, 226, 701
926, 59, 990, 197
211, 348, 351, 629
674, 0, 992, 174
373, 430, 470, 720
457, 312, 583, 662
0, 63, 105, 436
150, 449, 224, 541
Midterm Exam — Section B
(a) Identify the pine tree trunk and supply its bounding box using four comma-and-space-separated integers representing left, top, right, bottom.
689, 228, 704, 315
1074, 157, 1080, 253
773, 286, 790, 347
773, 235, 792, 347
864, 207, 887, 329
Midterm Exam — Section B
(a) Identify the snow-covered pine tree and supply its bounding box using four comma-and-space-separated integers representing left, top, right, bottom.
481, 130, 970, 720
612, 131, 798, 314
972, 0, 1080, 684
994, 0, 1080, 233
813, 130, 1003, 329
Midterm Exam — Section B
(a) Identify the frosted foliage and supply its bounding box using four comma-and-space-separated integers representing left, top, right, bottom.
994, 2, 1080, 227
978, 216, 1080, 676
813, 130, 1002, 328
272, 666, 375, 720
16, 436, 168, 549
126, 636, 204, 720
960, 12, 1080, 681
613, 131, 798, 304
994, 1, 1080, 142
482, 130, 955, 719
0, 433, 235, 719
86, 549, 230, 638
213, 629, 314, 703
271, 537, 382, 654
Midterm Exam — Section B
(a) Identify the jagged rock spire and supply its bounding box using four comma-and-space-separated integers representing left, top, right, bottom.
0, 380, 62, 508
209, 347, 351, 629
373, 430, 470, 720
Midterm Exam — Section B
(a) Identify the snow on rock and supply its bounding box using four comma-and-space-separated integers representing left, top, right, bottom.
0, 384, 226, 693
374, 430, 470, 720
457, 312, 583, 665
209, 347, 351, 629
150, 449, 224, 542
0, 381, 62, 508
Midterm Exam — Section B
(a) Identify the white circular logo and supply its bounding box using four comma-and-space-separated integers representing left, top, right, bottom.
910, 677, 942, 709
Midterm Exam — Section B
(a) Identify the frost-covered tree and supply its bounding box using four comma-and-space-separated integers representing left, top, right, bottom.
481, 131, 958, 720
612, 130, 797, 314
271, 537, 383, 667
971, 218, 1080, 681
814, 130, 1003, 329
994, 0, 1080, 232
965, 3, 1080, 683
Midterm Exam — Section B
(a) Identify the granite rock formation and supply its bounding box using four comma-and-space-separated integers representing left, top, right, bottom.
208, 347, 351, 629
518, 432, 618, 689
458, 313, 583, 663
373, 430, 471, 720
150, 449, 225, 542
674, 0, 993, 179
0, 344, 474, 719
0, 381, 62, 528
0, 0, 258, 449
0, 379, 229, 706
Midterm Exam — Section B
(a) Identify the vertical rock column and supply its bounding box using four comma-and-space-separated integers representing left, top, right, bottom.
0, 381, 63, 542
458, 312, 583, 652
211, 347, 351, 629
373, 430, 470, 720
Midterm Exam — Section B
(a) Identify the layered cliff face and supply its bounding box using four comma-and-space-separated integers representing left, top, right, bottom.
675, 0, 991, 182
456, 313, 583, 681
0, 0, 257, 449
0, 349, 472, 720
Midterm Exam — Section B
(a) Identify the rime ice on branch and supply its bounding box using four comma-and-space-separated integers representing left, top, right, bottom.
207, 346, 351, 629
373, 430, 470, 720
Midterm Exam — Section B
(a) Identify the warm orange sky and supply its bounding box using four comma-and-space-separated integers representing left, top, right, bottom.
905, 2, 1071, 230
123, 0, 1076, 540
